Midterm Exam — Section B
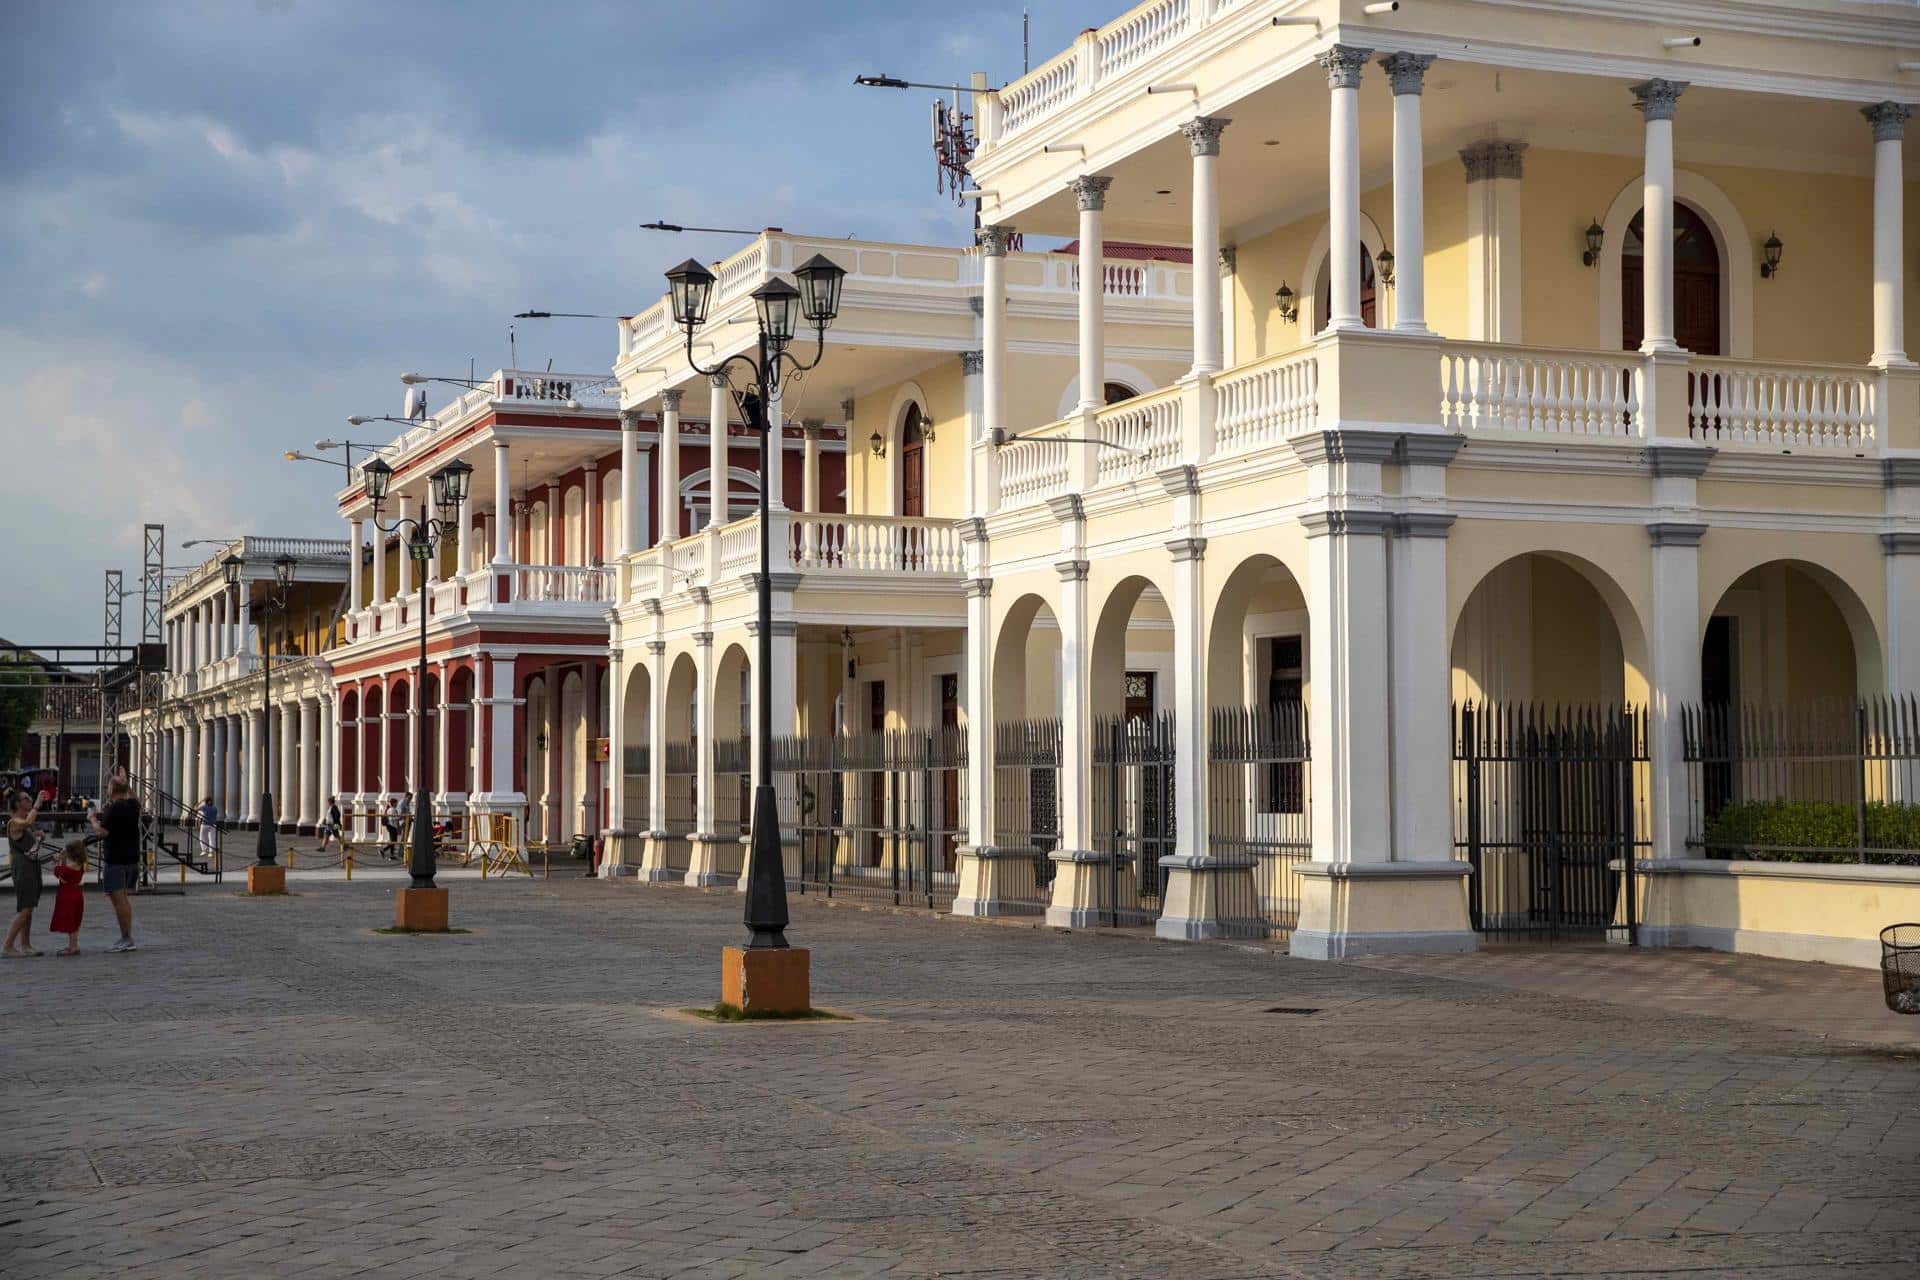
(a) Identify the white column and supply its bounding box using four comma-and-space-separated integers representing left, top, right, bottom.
1157, 536, 1212, 941
1321, 45, 1372, 331
584, 463, 599, 565
619, 409, 642, 554
1389, 510, 1455, 861
348, 518, 364, 612
227, 714, 242, 816
1304, 512, 1393, 867
544, 670, 563, 840
646, 641, 668, 835
765, 383, 786, 511
708, 376, 730, 528
1056, 561, 1091, 851
978, 225, 1011, 517
1180, 117, 1229, 373
297, 699, 319, 827
1071, 176, 1112, 413
1648, 522, 1705, 861
1868, 102, 1913, 366
279, 703, 297, 828
193, 718, 210, 803
492, 441, 512, 565
694, 633, 716, 835
371, 526, 387, 608
1381, 53, 1435, 334
487, 657, 518, 805
1632, 79, 1687, 353
658, 390, 682, 540
1886, 533, 1920, 698
801, 421, 821, 514
396, 495, 414, 595
246, 710, 264, 822
434, 667, 451, 802
455, 488, 472, 576
321, 695, 335, 811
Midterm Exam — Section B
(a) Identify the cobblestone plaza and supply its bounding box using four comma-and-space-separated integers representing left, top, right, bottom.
1, 876, 1917, 1277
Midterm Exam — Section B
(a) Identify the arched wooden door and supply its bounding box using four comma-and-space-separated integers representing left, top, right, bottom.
1314, 245, 1377, 332
1623, 204, 1721, 355
899, 404, 926, 518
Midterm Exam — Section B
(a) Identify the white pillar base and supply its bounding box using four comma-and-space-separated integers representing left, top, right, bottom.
1043, 848, 1112, 929
951, 844, 1050, 918
1290, 861, 1479, 960
1154, 855, 1266, 941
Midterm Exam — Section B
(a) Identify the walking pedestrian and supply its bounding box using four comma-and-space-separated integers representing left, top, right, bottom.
197, 796, 220, 863
316, 796, 342, 854
49, 840, 86, 956
91, 779, 141, 953
4, 790, 49, 957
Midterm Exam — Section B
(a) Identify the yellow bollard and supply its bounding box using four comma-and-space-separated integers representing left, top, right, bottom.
345, 849, 353, 881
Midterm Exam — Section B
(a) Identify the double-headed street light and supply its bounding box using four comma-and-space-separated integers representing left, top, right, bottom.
663, 251, 846, 951
222, 552, 297, 869
357, 454, 473, 896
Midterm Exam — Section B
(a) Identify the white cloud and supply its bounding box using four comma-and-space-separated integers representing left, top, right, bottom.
76, 271, 109, 298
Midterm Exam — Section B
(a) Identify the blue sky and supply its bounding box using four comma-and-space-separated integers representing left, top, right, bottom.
0, 0, 1120, 642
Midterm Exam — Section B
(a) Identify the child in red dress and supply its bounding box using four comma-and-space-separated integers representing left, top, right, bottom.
49, 840, 86, 956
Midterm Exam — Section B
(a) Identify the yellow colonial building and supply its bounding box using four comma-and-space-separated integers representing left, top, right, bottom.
604, 0, 1920, 968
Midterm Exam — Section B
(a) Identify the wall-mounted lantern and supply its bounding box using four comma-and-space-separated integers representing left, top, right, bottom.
1582, 218, 1604, 267
1275, 281, 1299, 324
1760, 231, 1784, 279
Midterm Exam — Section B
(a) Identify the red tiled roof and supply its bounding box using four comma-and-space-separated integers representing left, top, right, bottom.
1055, 241, 1192, 263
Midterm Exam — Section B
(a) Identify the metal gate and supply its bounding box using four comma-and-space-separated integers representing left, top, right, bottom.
1209, 703, 1311, 936
779, 728, 967, 909
1093, 712, 1175, 927
1453, 703, 1648, 942
992, 718, 1060, 913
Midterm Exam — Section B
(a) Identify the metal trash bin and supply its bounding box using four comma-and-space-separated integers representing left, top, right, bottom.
1881, 924, 1920, 1014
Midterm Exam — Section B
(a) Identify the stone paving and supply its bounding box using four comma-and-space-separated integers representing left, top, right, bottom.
3, 874, 1919, 1278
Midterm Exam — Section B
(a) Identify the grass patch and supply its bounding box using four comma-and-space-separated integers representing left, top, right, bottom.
682, 1002, 847, 1022
372, 926, 474, 936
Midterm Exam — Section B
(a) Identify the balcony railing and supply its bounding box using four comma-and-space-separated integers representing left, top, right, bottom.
1688, 357, 1876, 453
1097, 384, 1183, 480
511, 564, 611, 605
789, 514, 965, 574
1214, 346, 1319, 454
1440, 343, 1644, 440
999, 424, 1075, 510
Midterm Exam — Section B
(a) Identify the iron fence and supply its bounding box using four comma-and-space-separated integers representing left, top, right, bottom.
622, 743, 650, 830
1453, 703, 1648, 942
991, 718, 1060, 914
1683, 696, 1920, 865
713, 737, 751, 840
1208, 703, 1310, 937
1093, 712, 1175, 928
777, 727, 967, 909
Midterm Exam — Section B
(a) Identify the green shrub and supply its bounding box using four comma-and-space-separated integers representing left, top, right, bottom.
1701, 799, 1920, 866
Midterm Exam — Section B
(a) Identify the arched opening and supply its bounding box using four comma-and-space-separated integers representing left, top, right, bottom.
1207, 555, 1311, 929
684, 468, 760, 533
621, 661, 652, 832
1102, 381, 1137, 406
1624, 202, 1721, 355
713, 645, 752, 842
528, 500, 549, 565
1695, 559, 1889, 845
601, 469, 621, 560
524, 674, 551, 838
1450, 552, 1652, 939
361, 685, 384, 800
420, 672, 441, 805
899, 402, 927, 518
563, 486, 585, 566
339, 689, 360, 794
446, 667, 473, 797
559, 670, 585, 841
387, 681, 411, 796
1090, 575, 1177, 925
993, 594, 1064, 907
1314, 244, 1378, 334
662, 653, 700, 867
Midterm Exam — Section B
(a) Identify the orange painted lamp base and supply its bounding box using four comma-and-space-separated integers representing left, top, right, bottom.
246, 865, 287, 896
721, 945, 811, 1015
395, 887, 450, 933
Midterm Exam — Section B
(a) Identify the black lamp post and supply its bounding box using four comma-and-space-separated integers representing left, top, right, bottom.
358, 454, 474, 890
224, 552, 297, 864
664, 251, 846, 949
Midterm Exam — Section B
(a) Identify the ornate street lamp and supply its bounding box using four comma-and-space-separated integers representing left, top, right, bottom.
361, 456, 473, 923
665, 251, 846, 955
225, 551, 297, 890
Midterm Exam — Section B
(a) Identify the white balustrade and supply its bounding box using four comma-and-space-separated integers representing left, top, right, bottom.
788, 515, 965, 575
668, 538, 707, 586
510, 564, 611, 605
1213, 349, 1320, 454
1098, 0, 1189, 79
999, 432, 1073, 509
1001, 52, 1079, 137
1440, 344, 1643, 439
1069, 259, 1149, 297
429, 578, 465, 616
1096, 389, 1183, 479
1688, 358, 1876, 452
717, 518, 760, 575
714, 242, 765, 306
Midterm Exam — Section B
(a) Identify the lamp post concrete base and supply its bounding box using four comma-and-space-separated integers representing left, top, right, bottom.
395, 887, 450, 933
246, 865, 287, 896
721, 945, 810, 1015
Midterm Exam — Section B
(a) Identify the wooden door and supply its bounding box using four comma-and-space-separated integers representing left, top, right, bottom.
1622, 204, 1720, 355
938, 674, 959, 871
900, 404, 926, 518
